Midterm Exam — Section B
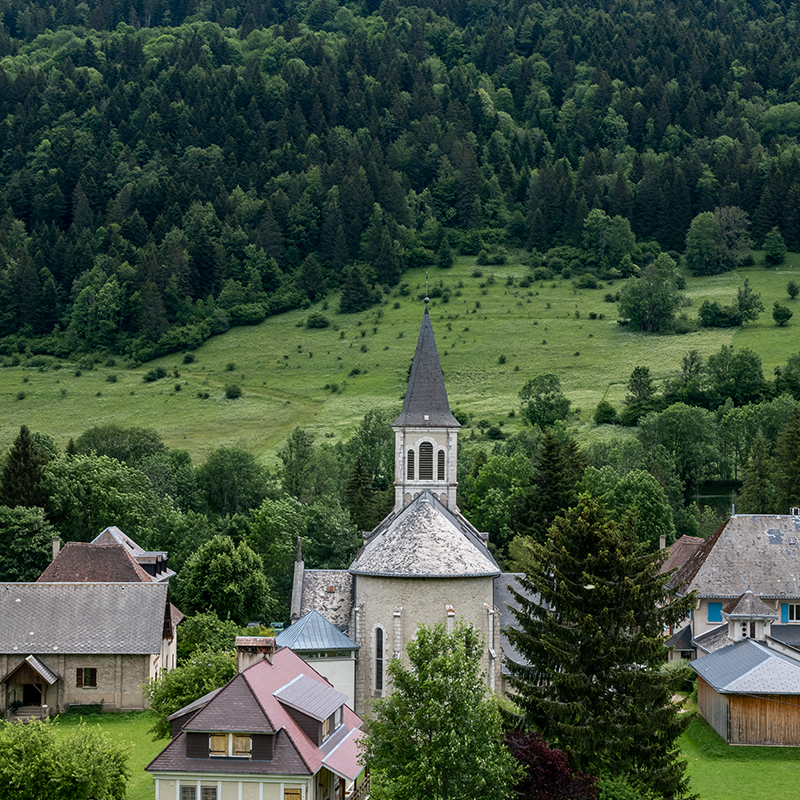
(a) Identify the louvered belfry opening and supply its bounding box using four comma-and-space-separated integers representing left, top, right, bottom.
419, 442, 433, 480
406, 449, 415, 480
437, 450, 445, 480
375, 627, 384, 693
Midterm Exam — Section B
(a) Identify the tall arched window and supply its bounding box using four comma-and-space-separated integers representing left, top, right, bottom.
375, 627, 384, 694
406, 450, 415, 480
419, 442, 433, 480
437, 450, 445, 480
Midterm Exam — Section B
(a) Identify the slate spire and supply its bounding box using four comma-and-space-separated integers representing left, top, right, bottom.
393, 303, 460, 428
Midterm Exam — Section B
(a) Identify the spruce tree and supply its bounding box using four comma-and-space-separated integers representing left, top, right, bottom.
738, 432, 775, 514
774, 407, 800, 512
344, 455, 377, 531
0, 425, 48, 508
507, 496, 695, 800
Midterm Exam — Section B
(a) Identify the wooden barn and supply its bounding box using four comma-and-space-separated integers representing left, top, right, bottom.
693, 638, 800, 745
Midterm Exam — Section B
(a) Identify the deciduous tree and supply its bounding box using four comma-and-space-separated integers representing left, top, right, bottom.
363, 621, 519, 800
617, 253, 685, 332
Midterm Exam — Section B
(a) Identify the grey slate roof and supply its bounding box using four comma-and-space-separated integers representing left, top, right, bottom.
274, 674, 349, 721
693, 623, 731, 655
349, 490, 500, 578
493, 573, 538, 674
691, 638, 800, 694
392, 305, 460, 429
0, 582, 169, 655
669, 514, 800, 599
769, 625, 800, 648
297, 571, 353, 631
665, 625, 694, 653
722, 590, 778, 619
276, 610, 358, 652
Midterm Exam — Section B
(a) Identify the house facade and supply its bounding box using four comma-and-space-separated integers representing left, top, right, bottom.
668, 513, 800, 743
0, 581, 177, 718
146, 637, 367, 800
292, 303, 523, 715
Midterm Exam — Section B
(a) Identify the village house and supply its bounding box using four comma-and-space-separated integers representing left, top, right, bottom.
146, 636, 367, 800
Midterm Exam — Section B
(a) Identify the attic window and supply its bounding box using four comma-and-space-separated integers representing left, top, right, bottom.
424, 414, 429, 420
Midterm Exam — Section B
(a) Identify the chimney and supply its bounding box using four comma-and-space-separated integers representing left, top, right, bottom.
235, 636, 274, 672
52, 536, 61, 562
659, 535, 666, 550
791, 507, 800, 517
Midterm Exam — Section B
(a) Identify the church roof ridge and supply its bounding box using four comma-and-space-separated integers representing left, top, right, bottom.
393, 305, 460, 428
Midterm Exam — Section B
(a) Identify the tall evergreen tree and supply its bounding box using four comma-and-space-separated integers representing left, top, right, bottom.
507, 496, 695, 800
0, 425, 49, 508
774, 408, 800, 512
738, 432, 775, 514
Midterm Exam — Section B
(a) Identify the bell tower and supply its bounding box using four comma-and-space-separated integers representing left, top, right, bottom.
392, 301, 460, 511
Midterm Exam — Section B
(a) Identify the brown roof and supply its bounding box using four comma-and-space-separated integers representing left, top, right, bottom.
38, 542, 154, 583
659, 534, 704, 575
392, 305, 460, 428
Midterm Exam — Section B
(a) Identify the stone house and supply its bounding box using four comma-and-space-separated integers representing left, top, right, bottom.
0, 581, 177, 718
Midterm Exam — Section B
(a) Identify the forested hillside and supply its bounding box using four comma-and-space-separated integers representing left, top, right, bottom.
2, 0, 800, 359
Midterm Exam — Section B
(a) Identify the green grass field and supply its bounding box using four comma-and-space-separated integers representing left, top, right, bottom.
51, 711, 163, 800
680, 716, 800, 800
2, 252, 799, 465
47, 710, 800, 799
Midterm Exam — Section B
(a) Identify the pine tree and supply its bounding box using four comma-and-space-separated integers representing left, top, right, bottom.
339, 264, 374, 313
0, 425, 49, 508
344, 455, 377, 531
774, 408, 800, 512
507, 496, 695, 800
738, 432, 775, 514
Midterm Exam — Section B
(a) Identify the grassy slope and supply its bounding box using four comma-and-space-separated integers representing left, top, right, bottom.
51, 711, 164, 800
1, 253, 798, 465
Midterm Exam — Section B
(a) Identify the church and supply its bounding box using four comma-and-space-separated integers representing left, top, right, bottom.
289, 301, 524, 716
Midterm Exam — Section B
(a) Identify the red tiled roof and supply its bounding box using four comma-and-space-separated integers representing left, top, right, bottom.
659, 535, 704, 575
38, 542, 154, 583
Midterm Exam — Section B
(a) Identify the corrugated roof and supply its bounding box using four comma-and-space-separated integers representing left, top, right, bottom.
274, 674, 349, 722
392, 305, 460, 428
692, 639, 800, 694
670, 515, 800, 599
349, 490, 499, 578
276, 610, 358, 652
0, 582, 169, 655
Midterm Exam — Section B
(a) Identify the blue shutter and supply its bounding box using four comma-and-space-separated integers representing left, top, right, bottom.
708, 602, 722, 623
782, 603, 789, 623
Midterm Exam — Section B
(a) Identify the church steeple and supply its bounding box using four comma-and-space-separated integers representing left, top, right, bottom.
393, 305, 460, 511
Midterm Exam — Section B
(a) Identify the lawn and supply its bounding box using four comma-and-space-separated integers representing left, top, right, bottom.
51, 711, 164, 800
1, 251, 798, 465
680, 716, 800, 800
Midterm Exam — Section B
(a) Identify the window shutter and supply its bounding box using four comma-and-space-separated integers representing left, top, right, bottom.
419, 442, 433, 479
76, 668, 83, 688
782, 603, 789, 623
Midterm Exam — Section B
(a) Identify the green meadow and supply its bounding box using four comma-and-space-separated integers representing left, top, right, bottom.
1, 253, 799, 465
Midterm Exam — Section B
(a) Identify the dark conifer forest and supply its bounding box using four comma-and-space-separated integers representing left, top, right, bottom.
1, 0, 800, 359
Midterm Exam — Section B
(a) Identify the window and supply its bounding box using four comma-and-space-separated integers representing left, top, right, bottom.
209, 733, 251, 757
375, 627, 384, 694
284, 790, 302, 800
406, 449, 415, 480
200, 789, 217, 800
781, 603, 800, 623
437, 450, 445, 480
419, 442, 433, 479
75, 668, 97, 688
707, 602, 722, 623
180, 788, 196, 800
321, 715, 331, 741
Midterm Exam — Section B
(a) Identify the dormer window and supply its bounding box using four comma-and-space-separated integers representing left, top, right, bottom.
209, 733, 251, 757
